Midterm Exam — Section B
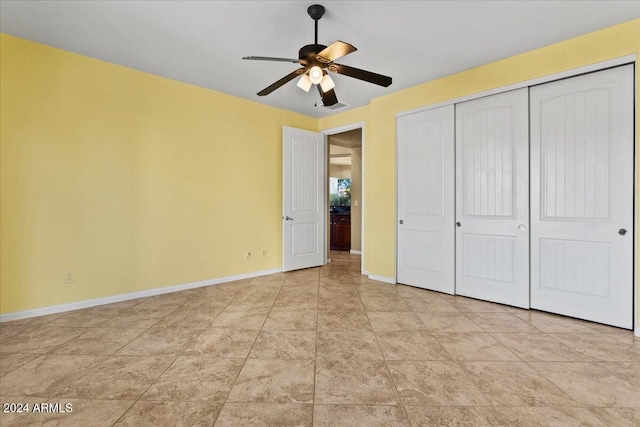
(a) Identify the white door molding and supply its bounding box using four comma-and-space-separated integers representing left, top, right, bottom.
322, 122, 366, 274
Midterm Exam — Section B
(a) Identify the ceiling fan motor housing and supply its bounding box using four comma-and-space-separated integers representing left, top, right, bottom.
299, 44, 327, 63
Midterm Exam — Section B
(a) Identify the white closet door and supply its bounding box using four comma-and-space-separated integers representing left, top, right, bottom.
455, 88, 529, 308
397, 105, 455, 293
530, 65, 634, 329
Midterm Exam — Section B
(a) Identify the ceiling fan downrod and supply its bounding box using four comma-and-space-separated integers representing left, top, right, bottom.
307, 4, 325, 45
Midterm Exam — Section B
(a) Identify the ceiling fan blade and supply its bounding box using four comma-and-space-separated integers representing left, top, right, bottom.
257, 68, 306, 96
316, 41, 357, 63
317, 85, 338, 106
243, 56, 300, 63
331, 63, 392, 87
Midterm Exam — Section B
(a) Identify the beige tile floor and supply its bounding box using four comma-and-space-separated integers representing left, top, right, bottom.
1, 251, 639, 426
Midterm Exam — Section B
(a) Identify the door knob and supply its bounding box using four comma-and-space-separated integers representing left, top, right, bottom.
456, 222, 461, 227
518, 224, 526, 231
619, 228, 628, 236
285, 216, 294, 221
399, 220, 404, 224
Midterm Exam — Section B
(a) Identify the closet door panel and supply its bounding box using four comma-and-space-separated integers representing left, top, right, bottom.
397, 105, 455, 294
530, 65, 634, 329
455, 88, 529, 308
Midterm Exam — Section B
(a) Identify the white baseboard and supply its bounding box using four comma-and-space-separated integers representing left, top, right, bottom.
635, 326, 640, 337
350, 250, 362, 255
0, 268, 282, 323
368, 274, 396, 284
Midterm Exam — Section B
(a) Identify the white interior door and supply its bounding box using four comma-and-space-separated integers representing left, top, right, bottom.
530, 65, 634, 329
283, 126, 326, 272
397, 105, 455, 293
455, 88, 530, 308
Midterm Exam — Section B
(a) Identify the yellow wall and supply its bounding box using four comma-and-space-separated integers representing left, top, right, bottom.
2, 19, 640, 318
0, 34, 316, 313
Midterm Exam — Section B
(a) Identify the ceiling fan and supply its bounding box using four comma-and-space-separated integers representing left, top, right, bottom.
242, 4, 392, 106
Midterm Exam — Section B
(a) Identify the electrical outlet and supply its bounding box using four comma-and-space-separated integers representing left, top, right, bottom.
64, 272, 75, 284
244, 252, 252, 260
262, 249, 267, 257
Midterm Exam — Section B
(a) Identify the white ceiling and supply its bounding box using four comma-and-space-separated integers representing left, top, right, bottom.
1, 1, 638, 118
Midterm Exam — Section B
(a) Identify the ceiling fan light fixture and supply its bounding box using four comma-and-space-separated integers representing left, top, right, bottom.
309, 65, 323, 84
243, 4, 391, 102
297, 74, 312, 92
320, 73, 335, 92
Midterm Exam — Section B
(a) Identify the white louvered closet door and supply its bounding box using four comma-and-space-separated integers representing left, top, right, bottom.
455, 88, 530, 308
530, 65, 634, 329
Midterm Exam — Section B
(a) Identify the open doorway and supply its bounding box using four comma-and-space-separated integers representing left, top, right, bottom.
327, 128, 362, 258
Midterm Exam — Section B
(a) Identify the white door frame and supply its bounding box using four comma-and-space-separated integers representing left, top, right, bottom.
394, 54, 637, 335
321, 122, 366, 274
635, 62, 638, 337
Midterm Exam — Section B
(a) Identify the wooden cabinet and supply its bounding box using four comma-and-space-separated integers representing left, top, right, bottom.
330, 214, 351, 251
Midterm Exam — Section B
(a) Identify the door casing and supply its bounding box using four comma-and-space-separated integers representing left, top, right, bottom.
322, 122, 366, 274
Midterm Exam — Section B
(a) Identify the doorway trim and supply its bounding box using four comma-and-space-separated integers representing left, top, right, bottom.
322, 122, 366, 274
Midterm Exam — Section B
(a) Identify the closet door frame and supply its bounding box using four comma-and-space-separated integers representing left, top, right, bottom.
395, 54, 637, 335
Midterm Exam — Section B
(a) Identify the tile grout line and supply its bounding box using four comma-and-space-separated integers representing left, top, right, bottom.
109, 280, 247, 425
520, 359, 589, 408
109, 399, 139, 426
1, 297, 179, 426
183, 279, 253, 425
207, 276, 286, 426
311, 268, 320, 425
89, 304, 184, 426
357, 277, 410, 423
106, 297, 209, 421
403, 289, 503, 416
